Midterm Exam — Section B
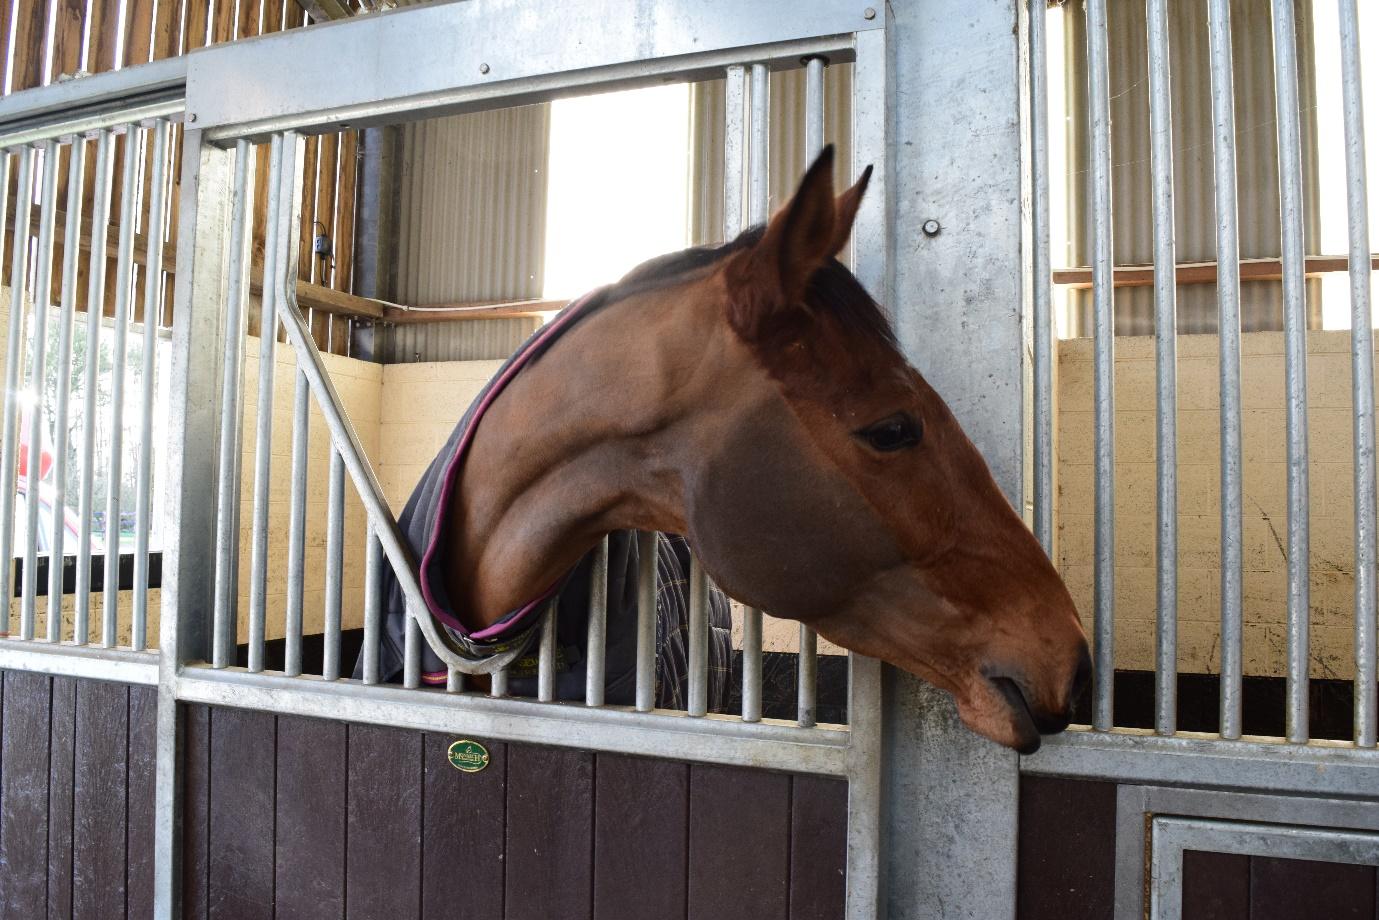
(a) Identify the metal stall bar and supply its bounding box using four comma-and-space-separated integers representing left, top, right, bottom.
1271, 0, 1310, 744
742, 60, 770, 724
212, 139, 253, 668
585, 534, 609, 706
797, 53, 825, 729
21, 141, 60, 641
634, 529, 656, 711
0, 148, 32, 640
1208, 0, 1245, 741
132, 118, 171, 653
1030, 0, 1054, 557
48, 136, 87, 643
362, 528, 381, 683
285, 368, 308, 676
1339, 0, 1376, 748
104, 129, 142, 649
323, 448, 344, 680
538, 600, 557, 702
1147, 0, 1179, 736
247, 134, 285, 672
75, 131, 114, 645
403, 612, 420, 689
687, 556, 709, 717
1086, 0, 1116, 732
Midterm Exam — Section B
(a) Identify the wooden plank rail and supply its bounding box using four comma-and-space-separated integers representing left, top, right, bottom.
3, 207, 557, 323
1053, 254, 1379, 289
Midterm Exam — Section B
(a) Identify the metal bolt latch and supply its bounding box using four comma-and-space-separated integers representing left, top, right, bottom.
922, 219, 942, 237
479, 62, 490, 74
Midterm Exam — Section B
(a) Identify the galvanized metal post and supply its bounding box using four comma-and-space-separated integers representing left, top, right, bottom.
883, 0, 1025, 916
156, 129, 234, 919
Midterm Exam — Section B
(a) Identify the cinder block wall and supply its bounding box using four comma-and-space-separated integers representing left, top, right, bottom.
1058, 330, 1361, 679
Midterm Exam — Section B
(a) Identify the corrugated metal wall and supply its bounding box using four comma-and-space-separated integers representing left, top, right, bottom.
689, 64, 854, 247
385, 105, 550, 362
1062, 0, 1321, 335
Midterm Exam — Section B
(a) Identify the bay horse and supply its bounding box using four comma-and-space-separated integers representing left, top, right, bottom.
412, 146, 1089, 753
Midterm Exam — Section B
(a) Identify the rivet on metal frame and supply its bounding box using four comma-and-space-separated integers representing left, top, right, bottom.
863, 6, 876, 19
922, 219, 942, 237
479, 62, 491, 74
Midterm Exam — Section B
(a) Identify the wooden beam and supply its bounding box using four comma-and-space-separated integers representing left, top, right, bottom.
382, 298, 568, 324
1052, 254, 1379, 289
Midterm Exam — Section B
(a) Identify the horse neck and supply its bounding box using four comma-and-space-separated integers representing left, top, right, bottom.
441, 284, 732, 629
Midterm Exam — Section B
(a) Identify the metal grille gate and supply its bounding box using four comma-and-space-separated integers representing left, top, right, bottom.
0, 3, 888, 917
1022, 1, 1379, 918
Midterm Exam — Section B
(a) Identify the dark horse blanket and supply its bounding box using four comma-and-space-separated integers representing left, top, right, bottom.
356, 291, 733, 710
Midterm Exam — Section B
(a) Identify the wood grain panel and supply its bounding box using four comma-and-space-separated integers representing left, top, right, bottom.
46, 676, 77, 920
182, 703, 211, 920
505, 744, 595, 920
687, 763, 790, 920
345, 723, 422, 920
789, 774, 847, 920
1, 672, 51, 917
1250, 855, 1377, 920
126, 685, 158, 918
275, 714, 348, 920
422, 733, 507, 919
208, 707, 276, 920
72, 679, 128, 920
1016, 775, 1117, 920
593, 753, 687, 920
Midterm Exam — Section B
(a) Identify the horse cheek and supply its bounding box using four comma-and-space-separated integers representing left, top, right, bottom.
685, 402, 903, 622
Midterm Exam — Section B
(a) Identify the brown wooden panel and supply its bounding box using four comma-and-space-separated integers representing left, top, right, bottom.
333, 131, 358, 293
127, 685, 158, 918
182, 704, 211, 920
208, 707, 276, 920
48, 0, 86, 81
505, 744, 595, 920
593, 753, 686, 920
91, 0, 124, 71
1181, 851, 1249, 920
210, 0, 235, 44
687, 763, 790, 920
421, 734, 507, 919
150, 0, 179, 60
789, 774, 847, 920
9, 0, 52, 91
72, 679, 128, 920
46, 676, 77, 920
124, 0, 154, 66
260, 0, 285, 35
182, 0, 210, 50
346, 723, 422, 920
1, 672, 51, 917
1016, 775, 1117, 920
235, 0, 258, 41
1250, 855, 1377, 920
275, 714, 347, 920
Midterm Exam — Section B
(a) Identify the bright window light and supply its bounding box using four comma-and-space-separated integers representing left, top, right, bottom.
542, 83, 691, 300
1312, 0, 1379, 329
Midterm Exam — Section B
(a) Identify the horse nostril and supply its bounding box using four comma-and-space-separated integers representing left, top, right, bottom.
1070, 645, 1093, 706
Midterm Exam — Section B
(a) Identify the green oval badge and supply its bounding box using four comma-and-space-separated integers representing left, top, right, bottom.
447, 739, 490, 773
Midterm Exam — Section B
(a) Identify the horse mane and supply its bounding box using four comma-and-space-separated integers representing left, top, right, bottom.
539, 226, 898, 358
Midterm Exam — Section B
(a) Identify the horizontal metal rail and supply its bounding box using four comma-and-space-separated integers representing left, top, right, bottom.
176, 665, 851, 775
0, 639, 159, 685
0, 96, 185, 152
0, 56, 186, 130
1025, 727, 1379, 799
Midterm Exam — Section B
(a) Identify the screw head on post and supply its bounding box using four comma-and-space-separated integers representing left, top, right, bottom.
922, 219, 942, 237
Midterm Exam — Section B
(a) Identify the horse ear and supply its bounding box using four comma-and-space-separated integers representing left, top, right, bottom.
827, 164, 872, 257
724, 145, 843, 339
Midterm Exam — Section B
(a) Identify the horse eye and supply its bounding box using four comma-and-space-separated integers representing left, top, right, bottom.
857, 413, 922, 452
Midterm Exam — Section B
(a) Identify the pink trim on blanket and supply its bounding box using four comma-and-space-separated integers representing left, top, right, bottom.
417, 291, 601, 638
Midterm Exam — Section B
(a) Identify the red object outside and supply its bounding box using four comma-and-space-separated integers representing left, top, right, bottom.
16, 404, 54, 481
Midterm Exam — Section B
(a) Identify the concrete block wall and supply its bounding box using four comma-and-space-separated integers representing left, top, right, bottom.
1058, 329, 1364, 679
